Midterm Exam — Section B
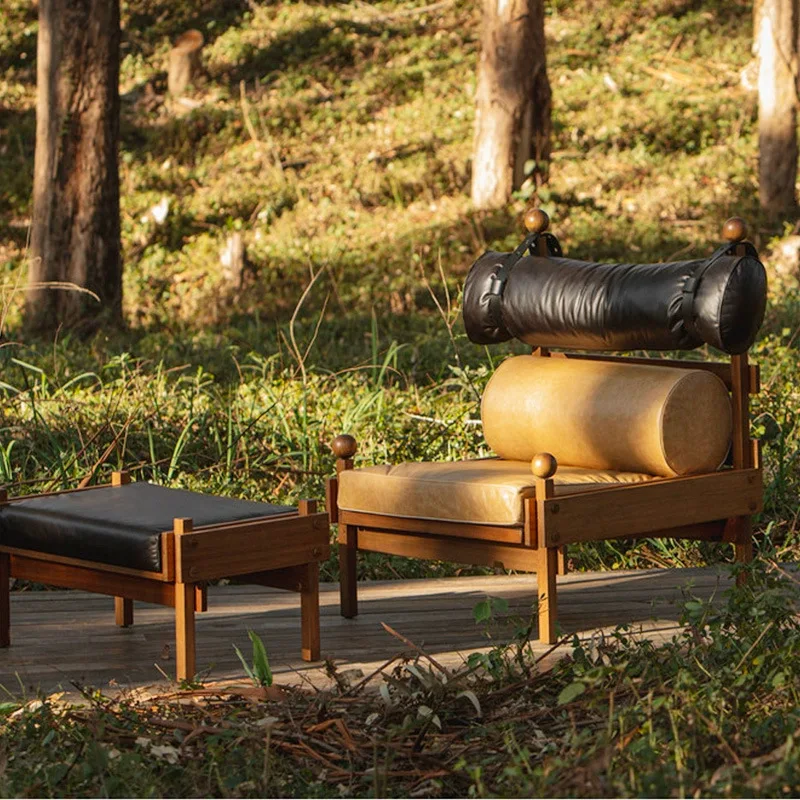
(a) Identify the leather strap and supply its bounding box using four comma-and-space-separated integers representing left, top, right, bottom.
487, 232, 561, 328
681, 242, 757, 339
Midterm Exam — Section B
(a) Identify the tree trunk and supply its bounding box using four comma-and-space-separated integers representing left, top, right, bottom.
755, 0, 798, 217
471, 0, 551, 211
27, 0, 122, 334
167, 29, 204, 98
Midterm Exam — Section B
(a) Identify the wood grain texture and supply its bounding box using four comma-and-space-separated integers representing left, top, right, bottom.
542, 469, 762, 546
10, 555, 176, 606
560, 352, 760, 393
339, 511, 524, 544
730, 353, 753, 470
536, 545, 558, 644
325, 477, 339, 524
176, 513, 329, 582
0, 546, 170, 582
174, 580, 195, 682
356, 529, 540, 572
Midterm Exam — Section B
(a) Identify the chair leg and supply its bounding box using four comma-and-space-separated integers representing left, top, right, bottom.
115, 597, 133, 627
0, 553, 9, 647
733, 516, 754, 587
557, 545, 568, 576
300, 562, 321, 661
536, 546, 559, 644
175, 581, 196, 682
194, 584, 208, 612
339, 524, 358, 618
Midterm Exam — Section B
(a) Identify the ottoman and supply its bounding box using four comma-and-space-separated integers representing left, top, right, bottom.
0, 472, 330, 680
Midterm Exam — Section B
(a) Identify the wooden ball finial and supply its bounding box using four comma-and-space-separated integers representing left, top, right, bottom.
331, 434, 357, 460
523, 208, 549, 234
722, 217, 747, 243
531, 452, 558, 480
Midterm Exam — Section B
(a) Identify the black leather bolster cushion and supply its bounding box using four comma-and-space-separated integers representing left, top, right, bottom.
463, 250, 767, 354
0, 483, 295, 572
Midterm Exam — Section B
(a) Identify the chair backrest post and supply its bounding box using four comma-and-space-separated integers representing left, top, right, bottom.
730, 352, 753, 470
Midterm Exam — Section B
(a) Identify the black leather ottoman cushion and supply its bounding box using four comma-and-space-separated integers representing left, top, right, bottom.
0, 483, 295, 572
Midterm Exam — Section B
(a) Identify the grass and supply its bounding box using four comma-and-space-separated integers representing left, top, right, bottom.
0, 0, 797, 574
0, 0, 799, 794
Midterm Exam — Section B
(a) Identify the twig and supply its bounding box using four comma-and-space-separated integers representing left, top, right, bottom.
342, 653, 407, 696
380, 622, 449, 676
349, 0, 454, 20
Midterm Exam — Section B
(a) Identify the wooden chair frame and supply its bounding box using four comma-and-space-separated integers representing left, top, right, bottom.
327, 348, 762, 644
0, 472, 330, 681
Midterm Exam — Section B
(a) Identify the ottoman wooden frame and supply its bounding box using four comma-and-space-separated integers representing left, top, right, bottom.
0, 473, 330, 681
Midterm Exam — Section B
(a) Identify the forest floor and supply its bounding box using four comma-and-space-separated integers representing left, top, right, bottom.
1, 0, 800, 795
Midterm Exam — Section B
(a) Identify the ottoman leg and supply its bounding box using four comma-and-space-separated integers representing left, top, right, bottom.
300, 562, 321, 661
175, 581, 196, 682
115, 597, 133, 627
0, 552, 9, 647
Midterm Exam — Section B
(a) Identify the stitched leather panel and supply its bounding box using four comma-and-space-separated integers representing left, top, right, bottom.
481, 356, 732, 477
0, 483, 294, 572
337, 459, 654, 527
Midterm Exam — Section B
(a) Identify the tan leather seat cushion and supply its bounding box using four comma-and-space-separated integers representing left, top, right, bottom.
337, 459, 655, 526
482, 356, 732, 477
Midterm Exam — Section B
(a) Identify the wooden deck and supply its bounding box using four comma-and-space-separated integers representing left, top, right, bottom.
0, 567, 732, 697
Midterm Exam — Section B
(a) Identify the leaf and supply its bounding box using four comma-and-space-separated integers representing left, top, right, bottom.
473, 599, 491, 624
248, 630, 273, 687
0, 702, 20, 717
492, 597, 509, 614
379, 683, 392, 706
457, 690, 482, 717
233, 643, 257, 686
557, 681, 586, 705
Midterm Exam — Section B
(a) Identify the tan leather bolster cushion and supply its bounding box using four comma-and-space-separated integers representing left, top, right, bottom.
481, 356, 732, 477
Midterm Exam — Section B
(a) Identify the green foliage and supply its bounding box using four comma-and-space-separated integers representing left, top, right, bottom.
233, 630, 273, 687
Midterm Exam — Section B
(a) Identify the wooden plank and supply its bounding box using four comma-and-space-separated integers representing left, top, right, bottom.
10, 555, 176, 607
236, 564, 311, 593
542, 469, 762, 546
560, 352, 759, 393
0, 545, 170, 582
0, 568, 741, 697
176, 513, 329, 582
339, 511, 524, 544
356, 529, 540, 572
